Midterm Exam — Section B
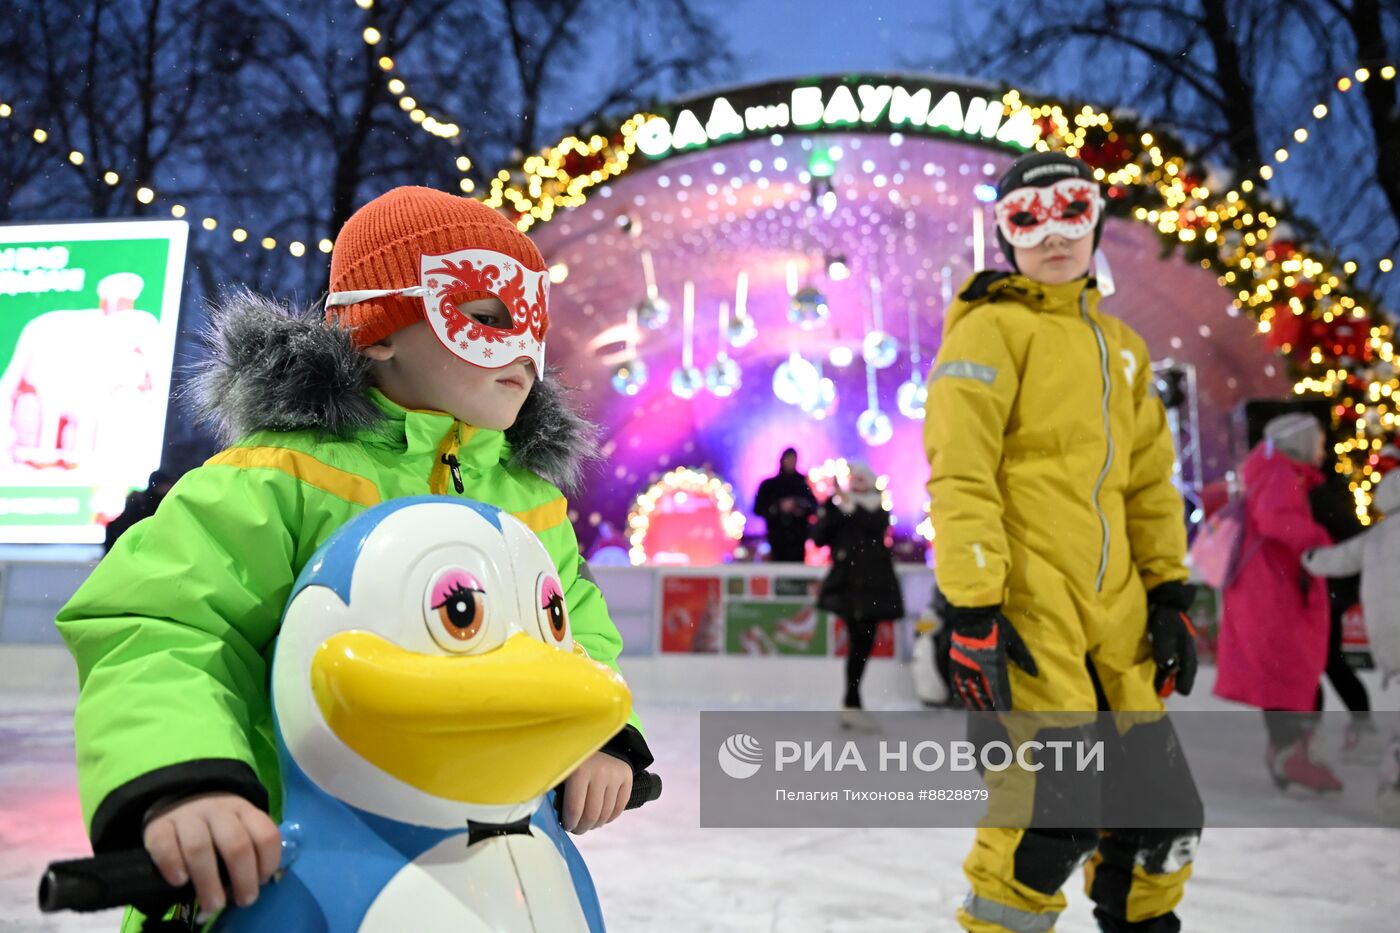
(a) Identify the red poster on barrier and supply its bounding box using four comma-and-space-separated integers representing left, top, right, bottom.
831, 618, 897, 658
660, 575, 723, 653
1340, 603, 1374, 668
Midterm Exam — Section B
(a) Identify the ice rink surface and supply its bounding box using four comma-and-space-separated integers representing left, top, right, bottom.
3, 652, 1398, 932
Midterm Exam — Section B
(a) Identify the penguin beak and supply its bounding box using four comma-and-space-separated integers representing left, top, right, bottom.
309, 631, 632, 804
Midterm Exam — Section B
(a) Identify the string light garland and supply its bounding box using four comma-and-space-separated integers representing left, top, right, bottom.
1162, 64, 1398, 522
0, 94, 336, 258
483, 116, 650, 231
0, 0, 484, 258
6, 57, 1399, 517
626, 467, 746, 565
351, 0, 465, 146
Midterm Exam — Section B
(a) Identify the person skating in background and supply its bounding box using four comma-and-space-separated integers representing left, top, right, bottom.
811, 461, 906, 731
1307, 444, 1377, 759
753, 447, 818, 562
101, 469, 175, 553
1303, 466, 1400, 813
1215, 413, 1340, 792
925, 151, 1202, 933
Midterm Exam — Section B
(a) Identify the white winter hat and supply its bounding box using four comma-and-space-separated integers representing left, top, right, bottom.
1264, 412, 1323, 463
845, 460, 877, 490
1373, 470, 1400, 514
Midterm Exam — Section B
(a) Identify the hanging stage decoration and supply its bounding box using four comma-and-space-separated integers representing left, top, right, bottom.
610, 305, 648, 397
786, 261, 830, 331
635, 248, 671, 330
670, 280, 704, 399
809, 377, 838, 420
897, 263, 942, 420
611, 358, 648, 396
705, 357, 742, 397
828, 341, 855, 369
862, 274, 899, 369
727, 313, 758, 347
727, 270, 758, 348
705, 300, 743, 397
670, 365, 703, 399
858, 281, 894, 445
896, 373, 927, 420
803, 363, 839, 421
772, 351, 821, 406
789, 287, 830, 330
857, 407, 893, 446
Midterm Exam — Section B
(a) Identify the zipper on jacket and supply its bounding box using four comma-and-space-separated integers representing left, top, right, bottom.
430, 424, 465, 495
1081, 291, 1114, 592
442, 453, 465, 494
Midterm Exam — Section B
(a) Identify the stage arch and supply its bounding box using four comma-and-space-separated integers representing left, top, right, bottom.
485, 75, 1392, 545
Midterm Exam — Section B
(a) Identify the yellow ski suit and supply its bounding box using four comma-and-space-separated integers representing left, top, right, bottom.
924, 273, 1197, 932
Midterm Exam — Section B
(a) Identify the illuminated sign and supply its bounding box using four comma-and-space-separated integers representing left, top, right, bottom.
634, 77, 1039, 159
0, 219, 188, 545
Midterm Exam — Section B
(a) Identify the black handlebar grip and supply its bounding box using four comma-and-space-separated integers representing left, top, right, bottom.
553, 768, 662, 823
39, 850, 192, 915
626, 770, 662, 809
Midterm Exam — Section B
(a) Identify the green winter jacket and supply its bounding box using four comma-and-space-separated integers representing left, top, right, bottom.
55, 293, 646, 856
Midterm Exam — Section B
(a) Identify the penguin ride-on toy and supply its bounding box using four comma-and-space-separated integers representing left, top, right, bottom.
40, 496, 660, 931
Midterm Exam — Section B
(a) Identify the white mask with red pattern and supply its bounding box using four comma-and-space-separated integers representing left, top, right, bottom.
325, 246, 549, 372
994, 177, 1104, 249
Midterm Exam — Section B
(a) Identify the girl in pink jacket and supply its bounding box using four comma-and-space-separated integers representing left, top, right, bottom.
1216, 413, 1341, 791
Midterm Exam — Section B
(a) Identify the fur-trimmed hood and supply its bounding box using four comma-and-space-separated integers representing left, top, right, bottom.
188, 289, 599, 492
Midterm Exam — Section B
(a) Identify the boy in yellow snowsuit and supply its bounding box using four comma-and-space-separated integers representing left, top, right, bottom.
925, 152, 1202, 933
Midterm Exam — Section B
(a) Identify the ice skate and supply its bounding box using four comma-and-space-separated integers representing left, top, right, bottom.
1378, 733, 1400, 823
840, 706, 881, 733
1094, 906, 1182, 932
1341, 718, 1382, 765
1380, 785, 1400, 823
1267, 733, 1344, 793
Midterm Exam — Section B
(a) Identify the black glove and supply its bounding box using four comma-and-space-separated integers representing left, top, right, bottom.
944, 604, 1039, 711
1146, 582, 1199, 697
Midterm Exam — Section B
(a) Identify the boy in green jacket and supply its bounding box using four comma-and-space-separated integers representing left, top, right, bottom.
56, 186, 650, 923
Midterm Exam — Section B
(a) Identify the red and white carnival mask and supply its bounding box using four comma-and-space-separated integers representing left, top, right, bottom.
326, 247, 549, 373
419, 248, 548, 372
994, 177, 1104, 249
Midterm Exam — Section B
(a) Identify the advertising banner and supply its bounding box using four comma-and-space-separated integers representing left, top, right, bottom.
0, 219, 188, 544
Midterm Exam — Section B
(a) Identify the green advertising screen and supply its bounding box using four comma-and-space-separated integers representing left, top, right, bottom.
0, 219, 188, 544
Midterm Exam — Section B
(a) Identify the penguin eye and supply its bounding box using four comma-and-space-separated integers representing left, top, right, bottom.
425, 568, 488, 653
535, 574, 570, 646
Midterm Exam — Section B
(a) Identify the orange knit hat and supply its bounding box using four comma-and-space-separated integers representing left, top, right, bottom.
327, 186, 546, 347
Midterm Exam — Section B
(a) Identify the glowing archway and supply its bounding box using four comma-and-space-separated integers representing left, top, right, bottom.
487, 74, 1395, 519
626, 467, 746, 566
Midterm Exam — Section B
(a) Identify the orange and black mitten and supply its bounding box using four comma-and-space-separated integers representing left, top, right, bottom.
945, 605, 1039, 711
1146, 582, 1199, 697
